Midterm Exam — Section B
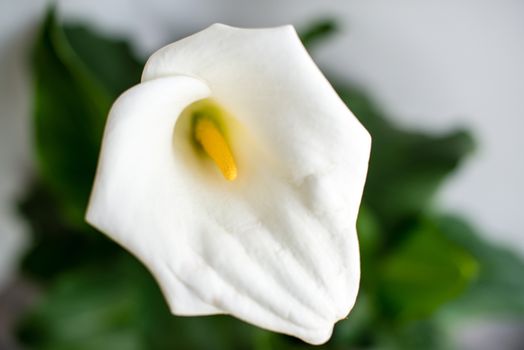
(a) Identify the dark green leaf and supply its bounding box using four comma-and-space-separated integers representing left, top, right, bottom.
32, 11, 142, 225
18, 255, 145, 350
299, 19, 338, 49
17, 180, 120, 283
17, 252, 283, 350
63, 26, 142, 97
336, 85, 475, 231
374, 318, 452, 350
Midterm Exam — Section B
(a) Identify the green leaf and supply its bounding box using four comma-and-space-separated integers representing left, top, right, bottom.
63, 26, 142, 97
335, 85, 475, 231
374, 318, 453, 350
299, 19, 339, 49
17, 180, 120, 283
437, 216, 524, 318
377, 218, 478, 321
17, 252, 283, 350
18, 255, 146, 350
32, 11, 142, 225
357, 206, 382, 257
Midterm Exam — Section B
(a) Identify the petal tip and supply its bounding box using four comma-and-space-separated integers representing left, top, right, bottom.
301, 323, 336, 346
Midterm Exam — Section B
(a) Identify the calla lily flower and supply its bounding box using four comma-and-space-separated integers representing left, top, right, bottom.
86, 23, 371, 345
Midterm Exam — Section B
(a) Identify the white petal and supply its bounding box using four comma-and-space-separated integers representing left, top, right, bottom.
88, 25, 371, 345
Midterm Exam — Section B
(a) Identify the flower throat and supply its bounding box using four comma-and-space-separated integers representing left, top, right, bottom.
188, 99, 238, 181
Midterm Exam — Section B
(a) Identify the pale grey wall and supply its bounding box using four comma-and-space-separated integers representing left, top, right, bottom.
1, 0, 523, 285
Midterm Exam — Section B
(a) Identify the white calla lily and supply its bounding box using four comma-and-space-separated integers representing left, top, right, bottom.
86, 23, 371, 345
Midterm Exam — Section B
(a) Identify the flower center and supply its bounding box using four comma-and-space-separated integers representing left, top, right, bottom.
194, 117, 237, 181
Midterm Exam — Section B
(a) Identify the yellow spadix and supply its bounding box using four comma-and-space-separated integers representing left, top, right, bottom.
194, 116, 237, 181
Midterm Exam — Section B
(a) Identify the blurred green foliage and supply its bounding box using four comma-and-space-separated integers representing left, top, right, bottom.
15, 12, 524, 350
31, 11, 142, 225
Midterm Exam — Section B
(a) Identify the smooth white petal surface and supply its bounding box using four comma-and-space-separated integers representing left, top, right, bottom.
87, 24, 371, 345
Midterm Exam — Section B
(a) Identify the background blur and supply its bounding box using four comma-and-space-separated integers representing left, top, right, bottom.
0, 0, 523, 349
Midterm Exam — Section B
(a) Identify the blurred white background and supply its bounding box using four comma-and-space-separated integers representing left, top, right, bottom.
1, 0, 523, 310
